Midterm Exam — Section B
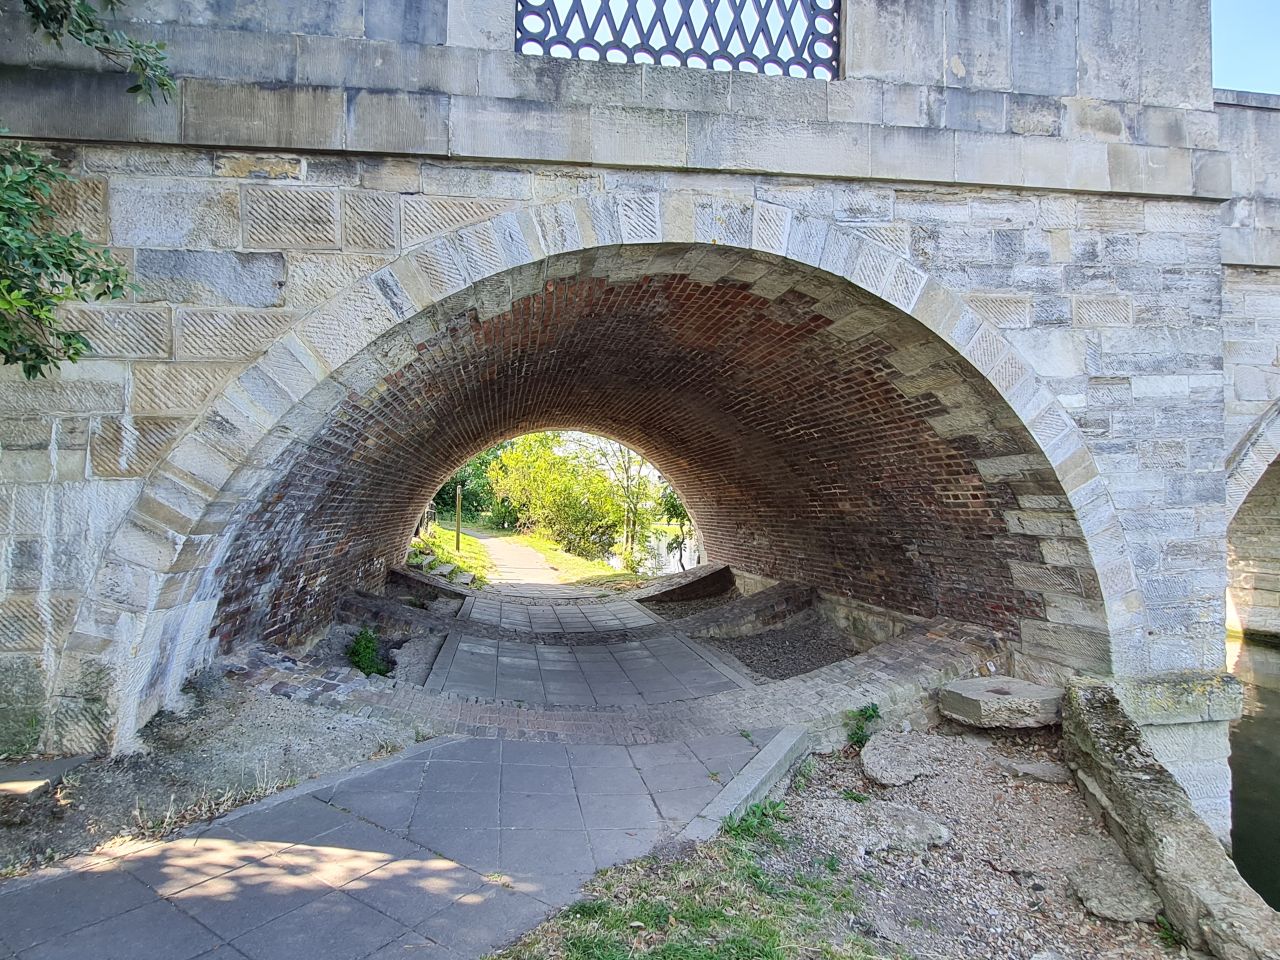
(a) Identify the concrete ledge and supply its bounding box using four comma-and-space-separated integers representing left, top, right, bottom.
1215, 88, 1280, 111
679, 725, 810, 842
1110, 672, 1243, 726
627, 563, 736, 604
0, 57, 1235, 199
676, 583, 815, 640
1062, 680, 1278, 959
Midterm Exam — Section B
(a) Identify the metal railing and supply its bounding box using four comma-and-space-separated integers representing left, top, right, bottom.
515, 0, 840, 79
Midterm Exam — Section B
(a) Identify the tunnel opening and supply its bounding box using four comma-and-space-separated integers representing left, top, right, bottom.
201, 244, 1108, 689
417, 430, 702, 585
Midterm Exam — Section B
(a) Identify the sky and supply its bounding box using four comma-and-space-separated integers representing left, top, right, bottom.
1213, 0, 1280, 93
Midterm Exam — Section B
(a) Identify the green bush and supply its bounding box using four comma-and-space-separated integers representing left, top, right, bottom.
346, 628, 389, 676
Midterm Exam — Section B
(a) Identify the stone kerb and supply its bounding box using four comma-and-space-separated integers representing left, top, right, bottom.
71, 188, 1141, 752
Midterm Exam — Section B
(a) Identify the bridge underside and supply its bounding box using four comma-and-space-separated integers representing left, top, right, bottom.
209, 246, 1107, 683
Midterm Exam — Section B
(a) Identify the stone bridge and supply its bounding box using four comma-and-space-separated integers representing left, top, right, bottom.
0, 0, 1277, 839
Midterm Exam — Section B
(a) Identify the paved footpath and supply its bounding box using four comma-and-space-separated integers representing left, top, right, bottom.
0, 732, 770, 960
464, 529, 598, 599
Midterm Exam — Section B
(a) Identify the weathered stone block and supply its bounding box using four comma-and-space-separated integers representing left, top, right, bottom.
939, 675, 1064, 728
89, 416, 190, 478
182, 80, 344, 150
214, 153, 303, 180
109, 179, 239, 249
134, 249, 286, 307
345, 89, 450, 155
49, 176, 108, 244
175, 308, 297, 360
58, 305, 172, 360
129, 363, 237, 415
242, 186, 340, 249
342, 190, 399, 252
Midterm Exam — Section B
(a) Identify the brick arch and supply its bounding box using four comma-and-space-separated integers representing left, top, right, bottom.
75, 191, 1139, 750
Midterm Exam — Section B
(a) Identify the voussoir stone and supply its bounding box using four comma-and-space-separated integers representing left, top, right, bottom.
1066, 860, 1164, 923
939, 675, 1063, 728
860, 732, 952, 786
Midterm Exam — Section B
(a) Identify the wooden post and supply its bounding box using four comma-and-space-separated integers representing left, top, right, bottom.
455, 483, 462, 550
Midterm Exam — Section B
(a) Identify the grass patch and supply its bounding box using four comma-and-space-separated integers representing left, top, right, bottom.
722, 800, 791, 846
490, 830, 876, 960
1155, 915, 1186, 949
507, 532, 624, 584
412, 525, 495, 586
346, 627, 390, 676
131, 764, 298, 841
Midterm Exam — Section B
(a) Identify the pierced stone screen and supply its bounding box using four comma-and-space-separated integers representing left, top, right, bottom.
515, 0, 840, 79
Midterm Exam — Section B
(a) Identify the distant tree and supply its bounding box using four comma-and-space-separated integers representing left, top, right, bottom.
432, 441, 511, 520
658, 483, 694, 570
486, 433, 623, 560
2, 1, 174, 378
563, 434, 661, 570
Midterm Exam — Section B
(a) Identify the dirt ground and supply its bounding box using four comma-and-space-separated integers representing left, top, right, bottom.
0, 670, 416, 878
771, 727, 1174, 960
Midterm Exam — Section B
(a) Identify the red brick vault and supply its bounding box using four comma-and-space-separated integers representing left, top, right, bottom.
209, 246, 1104, 675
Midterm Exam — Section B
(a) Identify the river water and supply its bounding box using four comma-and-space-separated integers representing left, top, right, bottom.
607, 528, 701, 575
1228, 633, 1280, 909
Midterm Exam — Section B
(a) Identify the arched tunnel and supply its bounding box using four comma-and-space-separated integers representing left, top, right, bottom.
207, 245, 1107, 679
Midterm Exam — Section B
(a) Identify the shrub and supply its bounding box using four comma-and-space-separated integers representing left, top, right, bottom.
347, 628, 390, 676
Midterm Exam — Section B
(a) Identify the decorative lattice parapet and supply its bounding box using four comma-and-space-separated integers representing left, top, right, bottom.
515, 0, 840, 78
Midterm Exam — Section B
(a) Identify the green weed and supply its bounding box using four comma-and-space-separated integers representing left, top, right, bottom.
842, 703, 881, 748
346, 628, 390, 676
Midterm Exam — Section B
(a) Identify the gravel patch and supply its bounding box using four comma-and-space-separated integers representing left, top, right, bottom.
697, 608, 856, 680
642, 587, 741, 621
770, 727, 1171, 959
0, 671, 415, 878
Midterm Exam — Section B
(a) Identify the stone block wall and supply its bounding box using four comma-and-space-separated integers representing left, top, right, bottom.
1228, 458, 1280, 637
0, 5, 1273, 851
0, 144, 1240, 759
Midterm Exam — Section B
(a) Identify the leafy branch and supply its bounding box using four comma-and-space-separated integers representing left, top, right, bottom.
0, 140, 133, 378
22, 0, 175, 102
1, 1, 174, 378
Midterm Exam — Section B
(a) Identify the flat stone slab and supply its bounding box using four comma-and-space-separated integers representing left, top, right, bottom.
860, 732, 954, 787
425, 630, 743, 705
939, 675, 1063, 728
1067, 860, 1164, 922
0, 755, 92, 801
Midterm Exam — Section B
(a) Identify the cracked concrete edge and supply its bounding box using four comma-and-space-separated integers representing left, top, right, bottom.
678, 724, 810, 843
202, 734, 464, 827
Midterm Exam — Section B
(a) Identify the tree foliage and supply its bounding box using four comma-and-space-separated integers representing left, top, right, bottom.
658, 482, 693, 570
23, 0, 176, 102
432, 441, 512, 521
486, 433, 624, 561
0, 142, 132, 378
2, 1, 174, 379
